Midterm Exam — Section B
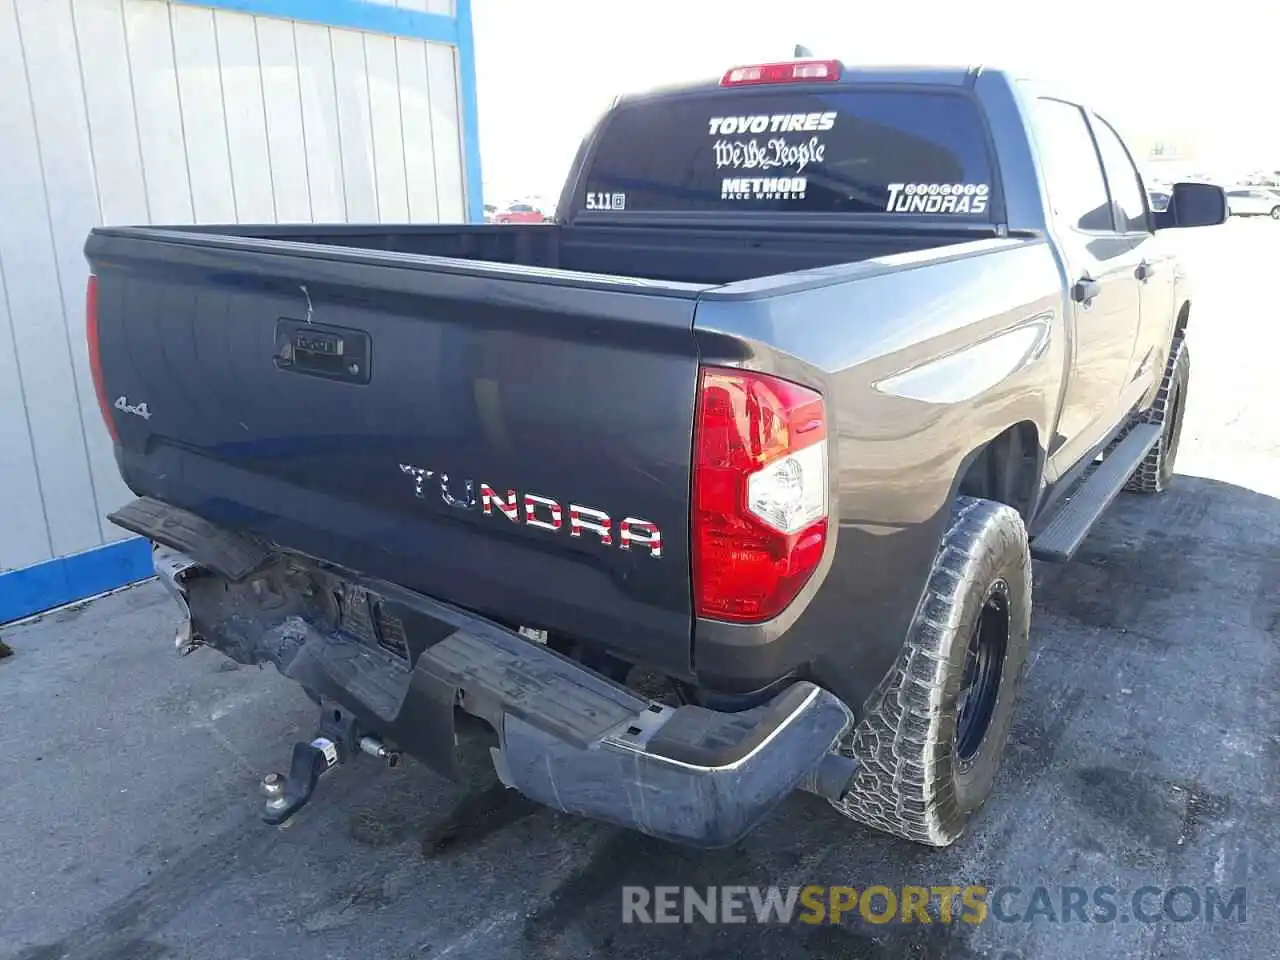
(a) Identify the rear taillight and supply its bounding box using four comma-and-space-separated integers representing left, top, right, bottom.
692, 367, 828, 623
720, 60, 842, 86
85, 275, 118, 442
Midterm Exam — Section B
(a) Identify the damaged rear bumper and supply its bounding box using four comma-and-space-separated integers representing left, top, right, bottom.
119, 498, 855, 847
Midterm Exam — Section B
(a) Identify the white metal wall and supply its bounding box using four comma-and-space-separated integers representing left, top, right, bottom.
0, 0, 468, 577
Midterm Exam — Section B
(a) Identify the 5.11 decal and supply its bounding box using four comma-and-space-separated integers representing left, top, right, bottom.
585, 192, 626, 211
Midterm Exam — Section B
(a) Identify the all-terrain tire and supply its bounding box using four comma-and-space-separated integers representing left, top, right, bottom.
829, 496, 1032, 846
1124, 337, 1190, 494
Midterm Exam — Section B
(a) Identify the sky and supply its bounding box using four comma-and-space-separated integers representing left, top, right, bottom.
470, 0, 1276, 205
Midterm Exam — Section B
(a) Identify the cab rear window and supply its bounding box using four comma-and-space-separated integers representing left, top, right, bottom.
581, 89, 994, 217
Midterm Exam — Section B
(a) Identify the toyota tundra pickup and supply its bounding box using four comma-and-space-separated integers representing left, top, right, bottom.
84, 61, 1226, 848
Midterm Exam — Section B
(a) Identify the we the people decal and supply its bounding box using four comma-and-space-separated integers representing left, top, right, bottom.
709, 112, 836, 201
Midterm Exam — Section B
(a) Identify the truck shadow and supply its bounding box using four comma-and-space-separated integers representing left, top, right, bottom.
516, 814, 990, 959
9, 478, 1272, 960
1032, 474, 1280, 638
508, 473, 1279, 959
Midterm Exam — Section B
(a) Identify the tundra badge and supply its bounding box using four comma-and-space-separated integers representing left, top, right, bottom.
398, 463, 663, 558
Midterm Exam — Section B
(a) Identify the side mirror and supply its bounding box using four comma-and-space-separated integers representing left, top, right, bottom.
1153, 182, 1227, 229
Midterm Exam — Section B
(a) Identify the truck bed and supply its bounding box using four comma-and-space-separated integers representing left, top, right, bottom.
139, 221, 998, 285
84, 221, 1000, 681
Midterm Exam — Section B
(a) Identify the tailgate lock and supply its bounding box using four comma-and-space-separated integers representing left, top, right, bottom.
274, 318, 371, 384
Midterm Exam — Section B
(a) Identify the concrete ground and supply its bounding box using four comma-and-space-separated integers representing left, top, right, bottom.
2, 220, 1277, 960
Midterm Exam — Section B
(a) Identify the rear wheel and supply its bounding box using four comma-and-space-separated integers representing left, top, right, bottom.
829, 496, 1031, 846
1125, 337, 1190, 494
1271, 206, 1280, 220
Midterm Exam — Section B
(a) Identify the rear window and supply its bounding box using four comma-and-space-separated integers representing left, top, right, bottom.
581, 89, 994, 217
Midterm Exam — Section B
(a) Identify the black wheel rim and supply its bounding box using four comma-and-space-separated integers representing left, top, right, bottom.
954, 580, 1010, 768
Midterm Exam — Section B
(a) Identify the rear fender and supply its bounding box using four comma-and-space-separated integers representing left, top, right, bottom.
689, 238, 1062, 712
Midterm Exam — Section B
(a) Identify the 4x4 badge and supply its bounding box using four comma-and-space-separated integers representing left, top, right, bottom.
114, 396, 152, 420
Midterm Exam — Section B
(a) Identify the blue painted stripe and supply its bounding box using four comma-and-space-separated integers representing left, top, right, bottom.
454, 0, 485, 222
173, 0, 460, 43
0, 538, 154, 624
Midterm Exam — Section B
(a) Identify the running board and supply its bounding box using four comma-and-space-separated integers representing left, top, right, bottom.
1030, 423, 1160, 562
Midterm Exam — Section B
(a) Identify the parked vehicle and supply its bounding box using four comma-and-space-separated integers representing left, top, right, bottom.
492, 201, 547, 224
1226, 187, 1280, 218
85, 60, 1224, 849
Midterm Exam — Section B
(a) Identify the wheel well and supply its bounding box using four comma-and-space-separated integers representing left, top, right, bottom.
956, 422, 1041, 521
1175, 301, 1190, 340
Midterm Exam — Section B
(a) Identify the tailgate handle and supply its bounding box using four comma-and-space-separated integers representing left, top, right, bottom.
274, 318, 371, 384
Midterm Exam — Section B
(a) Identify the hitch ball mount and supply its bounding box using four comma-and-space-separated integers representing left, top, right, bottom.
259, 702, 400, 825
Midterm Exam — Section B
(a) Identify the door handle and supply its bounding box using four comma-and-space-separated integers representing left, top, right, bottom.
1136, 261, 1154, 282
1072, 277, 1101, 303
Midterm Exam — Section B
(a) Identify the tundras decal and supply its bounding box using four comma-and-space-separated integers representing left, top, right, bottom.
885, 182, 989, 214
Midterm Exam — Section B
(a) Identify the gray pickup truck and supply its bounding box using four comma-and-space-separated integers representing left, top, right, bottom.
85, 60, 1225, 848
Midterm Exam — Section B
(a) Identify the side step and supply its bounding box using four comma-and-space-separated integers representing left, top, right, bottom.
1030, 423, 1160, 562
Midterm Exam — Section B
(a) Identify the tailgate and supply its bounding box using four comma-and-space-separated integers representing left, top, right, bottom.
85, 229, 704, 675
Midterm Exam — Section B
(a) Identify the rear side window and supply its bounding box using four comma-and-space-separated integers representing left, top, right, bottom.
1092, 116, 1149, 232
581, 89, 995, 217
1029, 99, 1112, 232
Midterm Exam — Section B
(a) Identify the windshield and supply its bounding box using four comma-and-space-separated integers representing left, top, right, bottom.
580, 87, 995, 218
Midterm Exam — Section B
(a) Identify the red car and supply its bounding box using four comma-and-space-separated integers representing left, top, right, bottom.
492, 202, 546, 224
